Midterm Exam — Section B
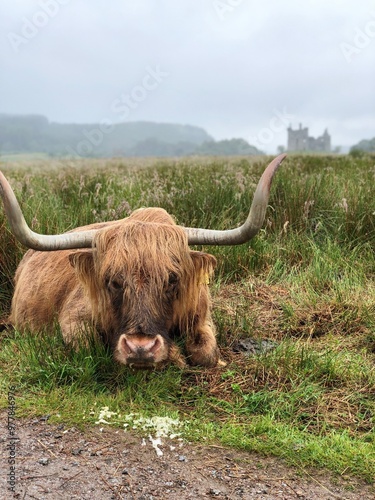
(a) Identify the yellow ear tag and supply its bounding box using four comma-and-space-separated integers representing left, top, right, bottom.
199, 272, 210, 285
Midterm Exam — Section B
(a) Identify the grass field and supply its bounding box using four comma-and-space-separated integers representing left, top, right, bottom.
0, 154, 374, 482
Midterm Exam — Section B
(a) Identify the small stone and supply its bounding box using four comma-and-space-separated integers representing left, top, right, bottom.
178, 455, 187, 462
38, 458, 49, 466
209, 489, 221, 496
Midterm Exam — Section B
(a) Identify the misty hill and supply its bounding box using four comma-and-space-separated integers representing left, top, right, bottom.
0, 114, 212, 158
195, 138, 261, 156
0, 114, 262, 158
350, 137, 375, 153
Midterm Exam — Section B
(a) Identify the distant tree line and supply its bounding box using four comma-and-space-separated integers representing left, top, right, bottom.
0, 114, 263, 158
350, 137, 375, 154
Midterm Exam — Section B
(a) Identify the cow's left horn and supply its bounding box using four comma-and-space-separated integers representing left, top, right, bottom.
183, 153, 286, 245
0, 172, 96, 250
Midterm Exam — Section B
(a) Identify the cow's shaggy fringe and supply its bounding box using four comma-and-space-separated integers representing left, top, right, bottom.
71, 208, 216, 345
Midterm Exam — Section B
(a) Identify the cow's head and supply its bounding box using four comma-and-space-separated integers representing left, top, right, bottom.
68, 208, 216, 368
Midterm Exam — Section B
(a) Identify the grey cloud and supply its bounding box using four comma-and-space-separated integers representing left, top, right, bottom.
0, 0, 374, 152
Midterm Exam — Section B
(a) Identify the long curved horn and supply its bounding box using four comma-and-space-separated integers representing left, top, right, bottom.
0, 172, 96, 251
183, 153, 286, 245
0, 153, 286, 251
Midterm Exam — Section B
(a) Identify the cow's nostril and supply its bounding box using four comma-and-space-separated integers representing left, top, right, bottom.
149, 336, 161, 354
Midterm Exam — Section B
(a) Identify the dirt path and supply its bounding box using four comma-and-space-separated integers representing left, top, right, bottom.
1, 414, 373, 499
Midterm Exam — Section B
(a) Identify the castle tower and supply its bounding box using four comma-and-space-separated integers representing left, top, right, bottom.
322, 128, 331, 152
287, 124, 331, 152
287, 123, 309, 151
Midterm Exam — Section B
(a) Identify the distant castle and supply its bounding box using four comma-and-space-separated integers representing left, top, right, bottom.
287, 124, 331, 152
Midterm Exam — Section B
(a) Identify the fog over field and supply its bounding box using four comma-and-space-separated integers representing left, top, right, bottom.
0, 0, 374, 153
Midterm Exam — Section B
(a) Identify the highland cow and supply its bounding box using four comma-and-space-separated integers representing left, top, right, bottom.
0, 154, 286, 368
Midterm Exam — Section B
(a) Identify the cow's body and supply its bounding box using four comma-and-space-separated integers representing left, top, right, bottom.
10, 208, 220, 368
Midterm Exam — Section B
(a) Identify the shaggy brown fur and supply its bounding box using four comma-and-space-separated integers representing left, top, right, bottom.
10, 208, 221, 368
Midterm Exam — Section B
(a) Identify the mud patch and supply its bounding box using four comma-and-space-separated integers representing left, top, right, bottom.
1, 413, 374, 499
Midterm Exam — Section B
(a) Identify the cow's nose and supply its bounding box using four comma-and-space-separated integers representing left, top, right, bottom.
120, 335, 161, 363
115, 333, 168, 368
124, 336, 159, 355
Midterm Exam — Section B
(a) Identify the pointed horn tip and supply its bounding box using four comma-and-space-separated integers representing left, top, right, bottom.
269, 152, 287, 169
277, 152, 287, 163
258, 153, 287, 189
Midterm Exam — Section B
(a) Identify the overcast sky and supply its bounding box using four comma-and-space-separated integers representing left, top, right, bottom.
1, 0, 374, 152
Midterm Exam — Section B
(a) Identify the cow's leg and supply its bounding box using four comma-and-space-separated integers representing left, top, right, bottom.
185, 251, 225, 367
186, 316, 225, 367
58, 313, 93, 347
169, 343, 187, 368
58, 292, 94, 348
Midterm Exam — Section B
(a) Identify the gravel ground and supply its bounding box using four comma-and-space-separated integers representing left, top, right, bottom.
1, 413, 374, 500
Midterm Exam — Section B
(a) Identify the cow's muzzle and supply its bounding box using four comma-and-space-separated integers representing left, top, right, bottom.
114, 333, 168, 368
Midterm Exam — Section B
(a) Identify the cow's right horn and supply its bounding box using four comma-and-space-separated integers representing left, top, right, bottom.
183, 153, 286, 245
0, 172, 96, 251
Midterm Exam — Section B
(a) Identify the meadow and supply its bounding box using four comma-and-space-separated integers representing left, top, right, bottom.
0, 154, 374, 482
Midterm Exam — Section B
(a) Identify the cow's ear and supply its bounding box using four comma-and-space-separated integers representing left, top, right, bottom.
68, 251, 94, 281
190, 251, 217, 285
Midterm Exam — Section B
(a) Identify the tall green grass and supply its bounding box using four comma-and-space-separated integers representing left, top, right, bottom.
0, 154, 374, 482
